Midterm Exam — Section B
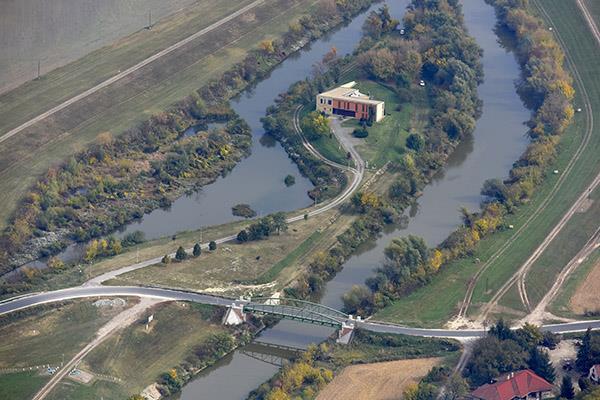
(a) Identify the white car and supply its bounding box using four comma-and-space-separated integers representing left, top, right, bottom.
419, 80, 425, 87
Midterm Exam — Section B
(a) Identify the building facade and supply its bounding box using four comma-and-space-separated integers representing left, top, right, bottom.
316, 81, 385, 122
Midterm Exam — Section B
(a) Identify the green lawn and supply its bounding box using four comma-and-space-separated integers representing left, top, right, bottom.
300, 106, 348, 165
375, 0, 600, 327
0, 301, 126, 368
0, 301, 131, 399
0, 371, 49, 400
46, 380, 127, 400
509, 186, 600, 308
255, 229, 324, 284
342, 80, 428, 168
81, 302, 226, 397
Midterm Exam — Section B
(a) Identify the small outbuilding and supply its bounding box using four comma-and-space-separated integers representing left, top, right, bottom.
316, 81, 385, 122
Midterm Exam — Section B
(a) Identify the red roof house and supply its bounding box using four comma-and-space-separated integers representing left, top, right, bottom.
468, 370, 554, 400
589, 364, 600, 383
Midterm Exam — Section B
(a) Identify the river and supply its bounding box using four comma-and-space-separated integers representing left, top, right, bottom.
174, 0, 531, 398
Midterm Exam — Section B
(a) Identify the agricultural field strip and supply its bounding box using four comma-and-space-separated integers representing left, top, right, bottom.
85, 103, 363, 286
484, 0, 600, 319
455, 0, 597, 321
0, 0, 265, 145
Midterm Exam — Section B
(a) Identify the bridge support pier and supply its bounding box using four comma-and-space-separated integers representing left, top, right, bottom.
336, 320, 355, 344
222, 302, 247, 325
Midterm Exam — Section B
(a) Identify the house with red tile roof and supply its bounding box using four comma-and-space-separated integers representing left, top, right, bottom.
468, 370, 554, 400
589, 364, 600, 383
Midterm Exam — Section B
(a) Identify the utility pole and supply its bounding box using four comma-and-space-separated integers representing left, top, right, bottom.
37, 60, 40, 80
147, 10, 152, 30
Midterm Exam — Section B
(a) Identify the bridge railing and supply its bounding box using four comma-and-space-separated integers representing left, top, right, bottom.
247, 297, 348, 321
243, 302, 344, 328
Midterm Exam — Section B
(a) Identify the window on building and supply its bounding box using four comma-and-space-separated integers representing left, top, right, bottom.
328, 99, 332, 105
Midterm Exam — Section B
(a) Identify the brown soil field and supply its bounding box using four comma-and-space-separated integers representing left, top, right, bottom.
316, 357, 442, 400
570, 258, 600, 314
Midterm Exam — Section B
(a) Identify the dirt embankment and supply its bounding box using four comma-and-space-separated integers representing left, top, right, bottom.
317, 357, 441, 400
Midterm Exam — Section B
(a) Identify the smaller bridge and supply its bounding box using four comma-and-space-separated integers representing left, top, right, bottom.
223, 297, 356, 344
243, 297, 348, 328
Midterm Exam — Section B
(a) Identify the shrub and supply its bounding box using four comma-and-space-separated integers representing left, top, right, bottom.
175, 246, 187, 261
353, 127, 369, 138
193, 243, 201, 257
209, 241, 217, 251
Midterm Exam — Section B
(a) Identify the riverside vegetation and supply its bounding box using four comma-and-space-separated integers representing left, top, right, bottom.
263, 0, 484, 309
0, 0, 380, 286
342, 0, 575, 318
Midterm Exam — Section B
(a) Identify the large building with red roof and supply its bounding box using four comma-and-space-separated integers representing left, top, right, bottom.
468, 370, 554, 400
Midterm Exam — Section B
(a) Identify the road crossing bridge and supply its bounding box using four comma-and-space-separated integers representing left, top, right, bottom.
223, 297, 357, 343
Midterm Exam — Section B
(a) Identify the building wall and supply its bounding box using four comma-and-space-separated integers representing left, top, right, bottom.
316, 94, 384, 122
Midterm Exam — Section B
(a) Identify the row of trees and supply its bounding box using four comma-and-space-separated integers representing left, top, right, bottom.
237, 212, 288, 242
481, 0, 574, 211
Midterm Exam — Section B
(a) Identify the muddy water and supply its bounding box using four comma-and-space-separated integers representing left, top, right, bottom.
177, 0, 531, 399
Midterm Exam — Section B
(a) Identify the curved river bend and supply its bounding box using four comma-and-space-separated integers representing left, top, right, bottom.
175, 0, 531, 399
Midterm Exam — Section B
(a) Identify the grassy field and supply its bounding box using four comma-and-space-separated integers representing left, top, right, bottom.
342, 80, 428, 168
503, 186, 600, 309
0, 300, 134, 399
0, 0, 324, 228
0, 0, 198, 93
584, 0, 600, 26
52, 302, 227, 398
0, 371, 50, 400
300, 106, 349, 165
374, 0, 600, 327
108, 209, 344, 295
549, 249, 600, 318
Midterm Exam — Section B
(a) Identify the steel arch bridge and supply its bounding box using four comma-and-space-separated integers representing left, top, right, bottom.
242, 297, 349, 328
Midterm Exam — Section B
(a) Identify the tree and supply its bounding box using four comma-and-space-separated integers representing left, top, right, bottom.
237, 230, 249, 242
209, 241, 217, 251
464, 336, 528, 386
193, 243, 201, 257
406, 133, 425, 151
442, 375, 469, 400
528, 347, 555, 383
175, 246, 187, 261
341, 285, 374, 316
577, 329, 600, 372
302, 111, 330, 139
560, 376, 575, 399
579, 376, 593, 393
162, 254, 171, 265
259, 39, 275, 54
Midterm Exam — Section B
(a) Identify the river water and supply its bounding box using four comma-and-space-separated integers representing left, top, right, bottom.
175, 0, 531, 399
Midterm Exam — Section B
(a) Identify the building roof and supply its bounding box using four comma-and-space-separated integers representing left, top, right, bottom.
470, 370, 554, 400
319, 82, 384, 105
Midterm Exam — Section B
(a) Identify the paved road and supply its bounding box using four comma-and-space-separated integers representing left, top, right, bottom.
2, 286, 600, 339
0, 0, 265, 145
